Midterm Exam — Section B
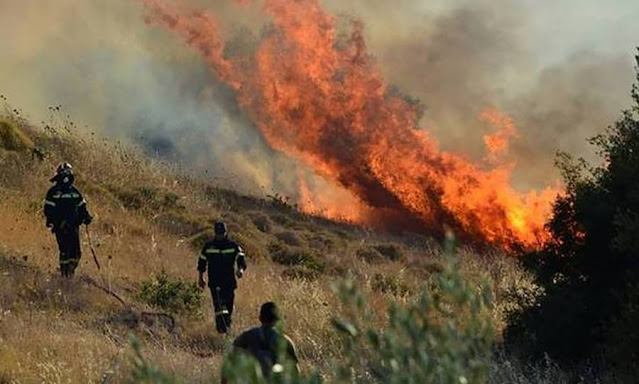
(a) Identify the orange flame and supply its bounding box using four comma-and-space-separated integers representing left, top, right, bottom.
481, 108, 518, 164
141, 0, 560, 249
299, 176, 370, 223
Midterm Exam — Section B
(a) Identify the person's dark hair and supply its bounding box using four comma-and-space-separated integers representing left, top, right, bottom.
214, 221, 227, 236
259, 302, 279, 325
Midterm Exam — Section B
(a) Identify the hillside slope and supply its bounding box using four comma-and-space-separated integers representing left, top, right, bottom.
0, 110, 528, 382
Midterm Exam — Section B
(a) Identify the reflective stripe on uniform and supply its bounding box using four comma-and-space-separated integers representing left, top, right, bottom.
238, 252, 246, 257
44, 200, 56, 207
199, 254, 207, 261
215, 309, 230, 315
77, 200, 86, 207
205, 248, 236, 254
60, 193, 80, 199
60, 259, 79, 265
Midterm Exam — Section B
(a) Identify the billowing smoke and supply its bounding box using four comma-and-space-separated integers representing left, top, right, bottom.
0, 0, 292, 193
1, 0, 637, 235
322, 0, 637, 189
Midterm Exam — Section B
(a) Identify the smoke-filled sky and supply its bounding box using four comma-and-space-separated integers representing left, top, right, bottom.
1, 0, 638, 195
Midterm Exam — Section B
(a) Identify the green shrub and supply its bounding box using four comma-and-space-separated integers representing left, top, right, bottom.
370, 273, 410, 296
154, 211, 208, 236
138, 271, 202, 316
356, 246, 384, 263
373, 244, 404, 262
268, 243, 326, 273
267, 192, 297, 210
334, 230, 354, 241
163, 192, 180, 208
282, 266, 321, 281
248, 211, 273, 233
332, 258, 494, 384
115, 187, 157, 210
271, 213, 296, 228
116, 186, 183, 212
275, 231, 304, 246
188, 230, 214, 250
306, 232, 338, 253
234, 231, 270, 261
422, 261, 444, 274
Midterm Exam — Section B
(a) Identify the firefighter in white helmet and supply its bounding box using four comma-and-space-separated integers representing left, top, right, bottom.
44, 163, 93, 277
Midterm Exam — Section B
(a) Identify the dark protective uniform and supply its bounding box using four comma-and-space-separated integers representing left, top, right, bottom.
44, 183, 91, 277
232, 326, 299, 377
198, 238, 247, 333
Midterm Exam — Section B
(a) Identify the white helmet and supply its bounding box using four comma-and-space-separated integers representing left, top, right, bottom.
51, 162, 74, 184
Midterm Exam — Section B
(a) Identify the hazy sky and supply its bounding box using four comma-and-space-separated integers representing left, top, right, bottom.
327, 0, 639, 71
521, 0, 639, 63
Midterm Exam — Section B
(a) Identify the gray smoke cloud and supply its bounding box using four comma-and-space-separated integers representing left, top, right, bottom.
1, 0, 637, 197
0, 0, 294, 194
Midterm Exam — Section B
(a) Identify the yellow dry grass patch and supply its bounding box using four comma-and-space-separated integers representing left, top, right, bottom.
0, 312, 118, 383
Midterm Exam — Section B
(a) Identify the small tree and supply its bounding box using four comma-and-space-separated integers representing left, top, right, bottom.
507, 51, 639, 372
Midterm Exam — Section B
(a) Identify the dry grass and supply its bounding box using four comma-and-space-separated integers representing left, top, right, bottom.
487, 351, 616, 384
0, 111, 539, 382
0, 119, 33, 152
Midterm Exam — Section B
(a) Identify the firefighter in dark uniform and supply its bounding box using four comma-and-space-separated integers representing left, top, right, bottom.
231, 302, 299, 378
44, 163, 93, 278
198, 222, 247, 334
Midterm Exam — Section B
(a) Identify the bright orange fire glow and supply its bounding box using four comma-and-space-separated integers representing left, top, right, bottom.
481, 108, 518, 164
141, 0, 561, 249
299, 176, 370, 223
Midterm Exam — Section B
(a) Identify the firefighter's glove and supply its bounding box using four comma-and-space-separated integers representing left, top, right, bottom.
236, 269, 244, 279
198, 276, 206, 289
47, 222, 55, 233
84, 215, 93, 226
